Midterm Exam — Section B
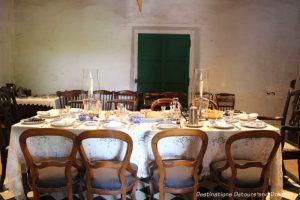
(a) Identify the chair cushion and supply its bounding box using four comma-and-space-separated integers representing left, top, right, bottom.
35, 166, 80, 188
91, 167, 135, 190
153, 166, 195, 188
210, 160, 263, 188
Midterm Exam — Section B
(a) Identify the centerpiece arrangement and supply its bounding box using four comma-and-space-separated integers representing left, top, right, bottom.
82, 69, 102, 120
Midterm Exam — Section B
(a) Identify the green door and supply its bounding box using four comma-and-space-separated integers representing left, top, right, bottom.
137, 33, 190, 108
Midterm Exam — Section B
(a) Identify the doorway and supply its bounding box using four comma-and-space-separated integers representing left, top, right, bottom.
137, 33, 191, 107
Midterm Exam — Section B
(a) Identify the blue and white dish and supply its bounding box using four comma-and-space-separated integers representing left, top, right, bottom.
85, 120, 97, 126
240, 120, 267, 129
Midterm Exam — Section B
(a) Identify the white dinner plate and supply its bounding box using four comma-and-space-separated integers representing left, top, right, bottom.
70, 108, 83, 114
156, 122, 179, 130
213, 121, 234, 129
50, 118, 75, 127
224, 117, 240, 123
85, 120, 97, 126
140, 117, 163, 123
240, 120, 267, 129
38, 114, 60, 118
183, 122, 203, 128
37, 111, 60, 118
102, 121, 127, 129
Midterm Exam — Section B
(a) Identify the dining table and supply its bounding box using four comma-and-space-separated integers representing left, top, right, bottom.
4, 109, 282, 200
16, 96, 61, 119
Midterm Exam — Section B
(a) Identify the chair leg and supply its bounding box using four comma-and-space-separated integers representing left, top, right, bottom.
159, 192, 164, 200
68, 184, 72, 200
149, 179, 154, 200
0, 148, 7, 190
86, 188, 93, 200
159, 188, 164, 200
21, 169, 31, 200
131, 180, 138, 200
297, 159, 300, 180
78, 181, 83, 200
32, 189, 39, 200
282, 159, 287, 176
0, 127, 7, 190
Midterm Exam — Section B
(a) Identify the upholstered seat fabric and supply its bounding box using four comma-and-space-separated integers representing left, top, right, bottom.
35, 166, 80, 188
91, 167, 135, 190
153, 166, 195, 188
211, 160, 263, 188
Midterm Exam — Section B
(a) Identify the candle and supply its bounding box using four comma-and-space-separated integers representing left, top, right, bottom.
199, 71, 203, 98
199, 80, 203, 98
90, 78, 93, 95
89, 72, 93, 97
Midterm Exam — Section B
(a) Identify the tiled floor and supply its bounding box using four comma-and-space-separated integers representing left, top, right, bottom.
0, 161, 299, 200
0, 176, 299, 200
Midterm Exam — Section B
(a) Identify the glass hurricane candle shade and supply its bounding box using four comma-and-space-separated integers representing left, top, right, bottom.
192, 68, 210, 119
82, 69, 100, 99
192, 68, 210, 100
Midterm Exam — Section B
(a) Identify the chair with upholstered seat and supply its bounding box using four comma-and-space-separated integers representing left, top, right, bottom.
77, 130, 138, 200
210, 130, 280, 200
19, 128, 82, 200
150, 129, 208, 200
150, 98, 183, 111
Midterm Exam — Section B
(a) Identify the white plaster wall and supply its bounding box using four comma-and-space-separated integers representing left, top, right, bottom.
0, 0, 14, 86
13, 0, 300, 115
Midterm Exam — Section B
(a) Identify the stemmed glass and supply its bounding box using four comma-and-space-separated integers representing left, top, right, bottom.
161, 105, 167, 119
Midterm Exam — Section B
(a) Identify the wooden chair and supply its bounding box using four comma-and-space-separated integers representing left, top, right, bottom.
19, 128, 82, 200
114, 90, 138, 101
77, 130, 138, 200
150, 98, 182, 111
161, 91, 186, 99
107, 99, 137, 111
142, 92, 162, 109
94, 90, 114, 110
150, 129, 208, 200
0, 87, 20, 189
56, 90, 87, 109
161, 92, 187, 108
112, 90, 139, 111
210, 130, 280, 200
258, 88, 300, 180
215, 93, 235, 111
192, 91, 218, 109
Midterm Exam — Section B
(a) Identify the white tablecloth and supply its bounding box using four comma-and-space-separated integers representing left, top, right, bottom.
5, 116, 282, 199
16, 97, 60, 108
